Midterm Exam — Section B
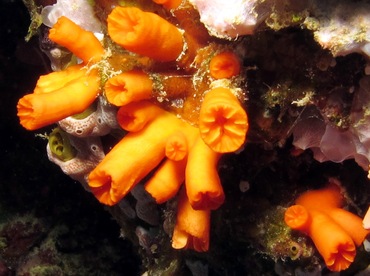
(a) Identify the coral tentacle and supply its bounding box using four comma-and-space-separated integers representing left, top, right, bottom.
165, 132, 188, 161
308, 210, 356, 272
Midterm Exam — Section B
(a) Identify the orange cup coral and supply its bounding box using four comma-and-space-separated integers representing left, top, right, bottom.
198, 86, 248, 153
107, 6, 184, 62
17, 65, 100, 130
209, 51, 241, 79
284, 182, 370, 271
49, 16, 104, 64
104, 70, 153, 106
172, 189, 211, 252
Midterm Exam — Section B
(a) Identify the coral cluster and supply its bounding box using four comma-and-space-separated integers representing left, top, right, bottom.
16, 0, 370, 274
285, 180, 370, 271
17, 0, 249, 254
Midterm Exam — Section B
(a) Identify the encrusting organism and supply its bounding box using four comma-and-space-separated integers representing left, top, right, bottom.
46, 127, 105, 186
284, 181, 370, 271
16, 3, 250, 254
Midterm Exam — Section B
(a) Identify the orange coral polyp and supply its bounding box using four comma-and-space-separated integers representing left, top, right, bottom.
284, 183, 370, 272
295, 183, 343, 211
49, 16, 104, 64
172, 189, 210, 252
145, 158, 186, 204
209, 51, 241, 79
185, 136, 224, 210
165, 131, 190, 161
116, 101, 164, 132
107, 6, 184, 62
199, 87, 248, 153
33, 65, 87, 94
153, 0, 183, 10
284, 204, 311, 230
325, 207, 369, 246
88, 101, 197, 206
104, 70, 153, 106
17, 67, 100, 130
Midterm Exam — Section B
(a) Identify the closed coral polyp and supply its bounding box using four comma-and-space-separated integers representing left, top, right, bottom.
145, 158, 187, 204
49, 16, 104, 64
172, 189, 210, 252
17, 67, 100, 130
107, 7, 184, 62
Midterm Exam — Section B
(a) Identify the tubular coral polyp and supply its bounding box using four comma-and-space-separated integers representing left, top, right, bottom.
144, 158, 187, 204
104, 70, 153, 106
284, 183, 370, 271
199, 87, 248, 153
172, 189, 210, 252
17, 66, 100, 130
209, 51, 241, 79
107, 6, 184, 62
185, 136, 224, 210
49, 16, 104, 64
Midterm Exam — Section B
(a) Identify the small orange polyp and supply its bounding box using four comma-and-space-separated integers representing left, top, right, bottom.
107, 6, 184, 62
165, 131, 189, 161
209, 51, 241, 79
199, 87, 248, 153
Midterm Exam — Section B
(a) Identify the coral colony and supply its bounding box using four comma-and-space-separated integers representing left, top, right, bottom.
17, 0, 370, 273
